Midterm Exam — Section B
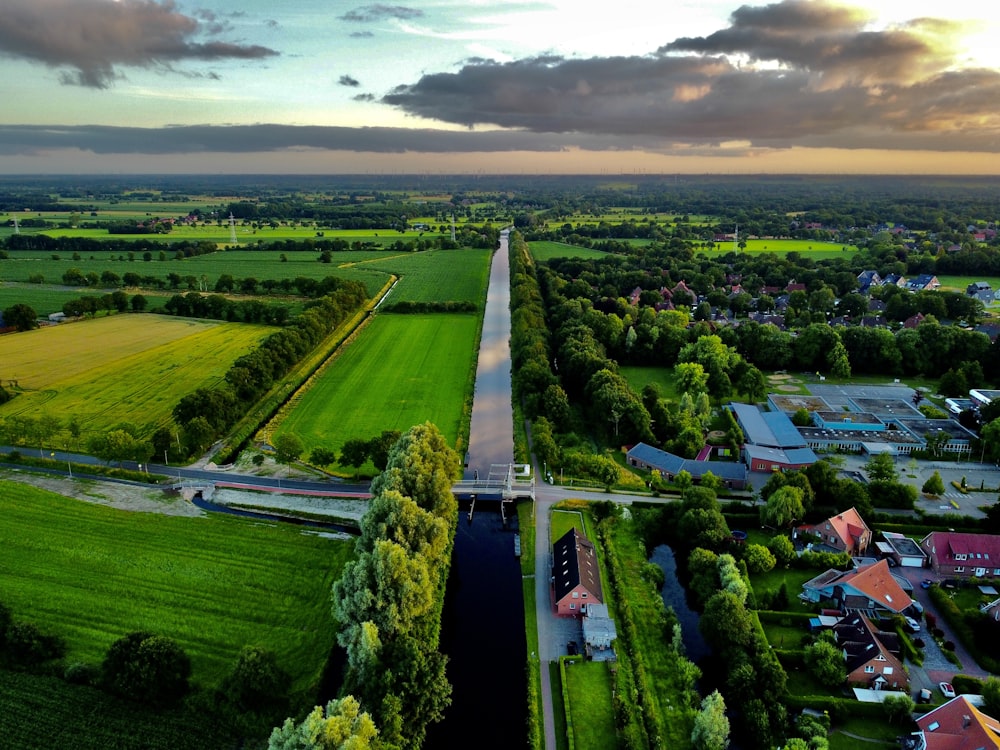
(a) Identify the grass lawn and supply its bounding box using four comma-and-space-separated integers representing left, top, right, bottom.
0, 285, 105, 316
564, 660, 618, 750
550, 507, 588, 545
829, 715, 906, 749
762, 621, 811, 650
517, 500, 543, 750
0, 314, 273, 448
528, 241, 614, 262
619, 365, 679, 401
272, 312, 480, 468
551, 662, 568, 750
0, 480, 352, 694
751, 567, 819, 614
735, 238, 858, 260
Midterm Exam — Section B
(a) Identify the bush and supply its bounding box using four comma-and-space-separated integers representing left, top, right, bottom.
2, 621, 67, 667
220, 645, 290, 714
102, 631, 192, 707
64, 661, 100, 685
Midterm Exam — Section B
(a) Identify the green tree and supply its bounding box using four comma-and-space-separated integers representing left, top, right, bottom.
102, 632, 191, 707
759, 486, 805, 528
221, 645, 291, 713
922, 470, 945, 496
804, 637, 845, 687
700, 591, 754, 657
676, 362, 710, 396
340, 438, 371, 476
269, 695, 378, 750
2, 303, 38, 332
983, 676, 1000, 720
864, 451, 896, 483
310, 447, 339, 467
688, 547, 721, 607
273, 433, 304, 464
691, 690, 730, 750
882, 693, 915, 725
768, 535, 795, 568
367, 430, 402, 471
743, 543, 776, 574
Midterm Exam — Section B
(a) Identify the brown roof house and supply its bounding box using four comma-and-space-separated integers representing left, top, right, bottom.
913, 695, 1000, 750
834, 613, 907, 690
553, 528, 603, 616
802, 560, 913, 614
920, 532, 1000, 579
796, 508, 872, 556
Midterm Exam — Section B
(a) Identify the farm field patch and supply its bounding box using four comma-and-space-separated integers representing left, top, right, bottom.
528, 241, 614, 262
0, 315, 273, 446
357, 247, 491, 304
273, 312, 479, 470
730, 238, 857, 259
0, 479, 351, 693
0, 285, 106, 316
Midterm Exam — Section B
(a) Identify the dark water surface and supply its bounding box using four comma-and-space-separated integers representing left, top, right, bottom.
650, 544, 710, 663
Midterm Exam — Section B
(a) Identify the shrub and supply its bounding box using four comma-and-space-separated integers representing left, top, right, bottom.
102, 631, 192, 707
221, 646, 291, 713
2, 621, 67, 667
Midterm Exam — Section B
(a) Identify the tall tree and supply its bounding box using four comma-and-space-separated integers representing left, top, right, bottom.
2, 303, 38, 332
692, 691, 730, 750
269, 695, 378, 750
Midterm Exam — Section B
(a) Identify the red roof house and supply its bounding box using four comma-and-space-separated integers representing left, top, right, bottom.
915, 695, 1000, 750
920, 532, 1000, 579
553, 529, 603, 616
797, 508, 871, 556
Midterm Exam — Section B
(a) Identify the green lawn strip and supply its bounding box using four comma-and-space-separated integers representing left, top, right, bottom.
550, 507, 587, 544
828, 715, 907, 749
761, 621, 810, 651
0, 480, 350, 695
0, 285, 107, 316
523, 577, 543, 750
750, 567, 820, 614
563, 659, 617, 750
518, 500, 537, 575
604, 514, 697, 747
551, 661, 569, 750
528, 241, 613, 262
0, 669, 239, 750
273, 312, 480, 466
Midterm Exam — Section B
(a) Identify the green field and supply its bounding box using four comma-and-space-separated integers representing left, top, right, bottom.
273, 312, 480, 468
0, 285, 106, 316
358, 247, 492, 304
528, 241, 614, 262
1, 248, 394, 297
730, 238, 857, 259
564, 660, 617, 750
0, 315, 273, 447
936, 275, 1000, 303
619, 365, 680, 401
0, 670, 239, 750
0, 479, 351, 692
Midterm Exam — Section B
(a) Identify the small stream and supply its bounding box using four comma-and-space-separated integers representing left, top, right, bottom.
190, 491, 357, 535
649, 544, 710, 663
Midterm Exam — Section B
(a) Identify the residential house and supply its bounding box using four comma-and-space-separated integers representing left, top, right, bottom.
882, 273, 906, 288
796, 507, 872, 556
904, 313, 926, 329
968, 281, 994, 304
867, 298, 888, 313
913, 696, 1000, 750
553, 528, 603, 616
801, 560, 913, 614
920, 532, 1000, 579
857, 270, 882, 294
907, 274, 941, 292
834, 613, 908, 690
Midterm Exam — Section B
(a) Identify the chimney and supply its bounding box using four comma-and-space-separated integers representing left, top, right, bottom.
962, 715, 971, 729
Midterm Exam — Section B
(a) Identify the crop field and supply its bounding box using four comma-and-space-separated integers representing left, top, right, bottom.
0, 285, 106, 316
0, 479, 351, 692
0, 315, 273, 446
0, 248, 396, 296
359, 247, 491, 304
272, 313, 480, 469
529, 241, 614, 262
0, 670, 238, 750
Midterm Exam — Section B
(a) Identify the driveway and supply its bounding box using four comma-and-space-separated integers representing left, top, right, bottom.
895, 566, 991, 682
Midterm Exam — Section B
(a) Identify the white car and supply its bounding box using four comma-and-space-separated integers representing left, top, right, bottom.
904, 616, 921, 632
940, 682, 956, 699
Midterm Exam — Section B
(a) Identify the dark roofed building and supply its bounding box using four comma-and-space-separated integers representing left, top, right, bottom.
553, 528, 603, 616
625, 443, 748, 489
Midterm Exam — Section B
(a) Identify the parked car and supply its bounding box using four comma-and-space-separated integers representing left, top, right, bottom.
917, 688, 932, 704
921, 579, 934, 589
940, 682, 956, 699
904, 616, 921, 632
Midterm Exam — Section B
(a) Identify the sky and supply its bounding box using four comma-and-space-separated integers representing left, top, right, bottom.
2, 0, 1000, 174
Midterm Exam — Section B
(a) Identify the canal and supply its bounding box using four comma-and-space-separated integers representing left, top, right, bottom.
427, 230, 528, 747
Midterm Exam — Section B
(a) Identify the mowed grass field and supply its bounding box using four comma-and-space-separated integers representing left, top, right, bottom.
528, 241, 614, 262
274, 313, 480, 469
733, 238, 857, 259
0, 315, 273, 446
0, 479, 351, 693
356, 247, 491, 304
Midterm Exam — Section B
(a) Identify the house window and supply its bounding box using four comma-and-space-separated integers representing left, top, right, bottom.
582, 593, 588, 598
955, 567, 965, 573
955, 554, 967, 561
864, 666, 875, 673
993, 569, 1000, 576
884, 667, 893, 675
572, 592, 579, 598
569, 603, 576, 610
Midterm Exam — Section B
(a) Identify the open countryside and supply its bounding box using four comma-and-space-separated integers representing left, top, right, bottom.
0, 316, 274, 447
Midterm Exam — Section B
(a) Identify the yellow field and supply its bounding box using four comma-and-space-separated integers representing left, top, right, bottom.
0, 315, 274, 444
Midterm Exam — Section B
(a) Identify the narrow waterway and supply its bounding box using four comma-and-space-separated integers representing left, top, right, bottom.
650, 544, 710, 663
427, 231, 528, 747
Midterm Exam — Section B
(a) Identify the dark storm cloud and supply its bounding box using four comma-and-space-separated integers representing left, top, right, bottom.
382, 0, 1000, 153
0, 0, 278, 88
353, 93, 376, 102
0, 124, 647, 156
350, 31, 375, 38
340, 5, 424, 23
339, 75, 361, 87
